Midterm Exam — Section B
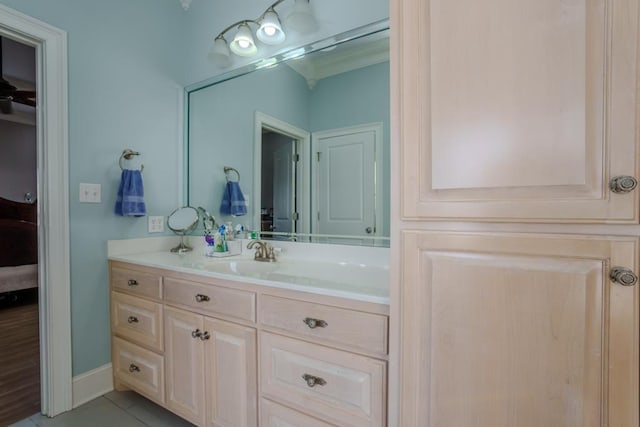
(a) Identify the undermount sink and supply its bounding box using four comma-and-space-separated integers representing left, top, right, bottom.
204, 259, 278, 275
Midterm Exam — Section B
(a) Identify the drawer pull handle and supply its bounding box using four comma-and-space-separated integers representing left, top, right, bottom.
127, 279, 138, 286
303, 317, 328, 329
610, 176, 638, 193
127, 316, 139, 324
199, 331, 210, 341
302, 374, 326, 388
128, 364, 140, 373
191, 329, 202, 338
610, 267, 638, 286
195, 294, 210, 302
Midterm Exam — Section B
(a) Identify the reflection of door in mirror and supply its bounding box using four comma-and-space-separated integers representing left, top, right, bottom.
255, 112, 311, 237
261, 129, 298, 234
312, 123, 383, 237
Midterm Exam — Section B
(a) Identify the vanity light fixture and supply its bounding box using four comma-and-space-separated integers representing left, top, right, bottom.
209, 0, 317, 68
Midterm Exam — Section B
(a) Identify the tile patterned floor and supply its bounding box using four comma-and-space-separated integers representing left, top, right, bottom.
9, 391, 195, 427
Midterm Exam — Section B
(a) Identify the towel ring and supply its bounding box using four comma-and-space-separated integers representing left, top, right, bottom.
224, 166, 240, 182
119, 149, 144, 172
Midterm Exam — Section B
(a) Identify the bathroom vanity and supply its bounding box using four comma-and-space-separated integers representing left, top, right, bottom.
108, 239, 389, 427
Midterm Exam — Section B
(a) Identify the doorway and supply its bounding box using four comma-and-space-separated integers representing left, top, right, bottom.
254, 112, 311, 237
0, 4, 71, 417
260, 130, 299, 235
0, 35, 40, 425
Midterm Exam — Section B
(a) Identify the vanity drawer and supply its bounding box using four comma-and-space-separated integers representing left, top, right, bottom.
164, 277, 256, 323
113, 337, 164, 405
260, 332, 386, 427
111, 291, 163, 352
261, 399, 337, 427
260, 295, 388, 356
111, 266, 162, 300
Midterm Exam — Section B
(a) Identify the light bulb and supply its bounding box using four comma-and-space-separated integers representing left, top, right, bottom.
286, 0, 317, 34
257, 9, 286, 45
230, 23, 258, 57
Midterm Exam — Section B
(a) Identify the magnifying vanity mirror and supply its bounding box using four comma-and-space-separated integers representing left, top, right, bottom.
187, 20, 389, 247
167, 206, 199, 253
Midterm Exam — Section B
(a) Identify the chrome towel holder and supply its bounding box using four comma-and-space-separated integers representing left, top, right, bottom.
119, 149, 144, 172
224, 166, 240, 182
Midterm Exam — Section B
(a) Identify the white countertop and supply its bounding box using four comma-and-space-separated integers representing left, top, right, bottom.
108, 238, 390, 305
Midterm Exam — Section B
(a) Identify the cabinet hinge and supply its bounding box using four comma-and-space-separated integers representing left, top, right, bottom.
293, 154, 300, 162
292, 212, 299, 221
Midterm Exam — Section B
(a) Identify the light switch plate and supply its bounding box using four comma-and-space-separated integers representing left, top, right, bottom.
148, 216, 164, 233
79, 183, 101, 203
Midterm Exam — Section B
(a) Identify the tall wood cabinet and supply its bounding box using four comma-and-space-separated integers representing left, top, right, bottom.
391, 0, 640, 426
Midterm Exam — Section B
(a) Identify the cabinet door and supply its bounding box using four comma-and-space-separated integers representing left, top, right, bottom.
398, 232, 638, 427
164, 306, 205, 426
203, 317, 257, 427
396, 0, 640, 222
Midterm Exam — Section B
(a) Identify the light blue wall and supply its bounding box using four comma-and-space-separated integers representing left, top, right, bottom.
309, 62, 390, 235
0, 0, 187, 375
182, 0, 389, 85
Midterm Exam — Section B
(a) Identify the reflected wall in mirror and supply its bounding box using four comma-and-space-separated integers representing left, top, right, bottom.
187, 21, 389, 246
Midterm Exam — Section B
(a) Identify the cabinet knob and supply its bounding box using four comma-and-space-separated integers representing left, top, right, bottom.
128, 363, 140, 373
127, 279, 138, 286
191, 329, 202, 338
610, 267, 638, 286
609, 176, 638, 193
195, 294, 210, 302
303, 317, 328, 329
302, 373, 326, 388
127, 316, 139, 324
199, 331, 210, 341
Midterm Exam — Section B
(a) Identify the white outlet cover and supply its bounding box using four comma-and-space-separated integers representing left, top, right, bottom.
148, 216, 165, 233
79, 183, 101, 203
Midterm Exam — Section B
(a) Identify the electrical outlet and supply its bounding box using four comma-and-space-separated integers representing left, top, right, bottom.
148, 216, 164, 233
79, 183, 101, 203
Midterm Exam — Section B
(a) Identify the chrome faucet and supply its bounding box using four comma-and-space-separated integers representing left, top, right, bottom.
247, 240, 277, 262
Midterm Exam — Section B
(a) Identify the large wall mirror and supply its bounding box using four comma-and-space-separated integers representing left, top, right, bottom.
187, 20, 389, 246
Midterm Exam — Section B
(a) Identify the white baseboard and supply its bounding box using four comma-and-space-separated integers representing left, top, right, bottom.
72, 363, 113, 408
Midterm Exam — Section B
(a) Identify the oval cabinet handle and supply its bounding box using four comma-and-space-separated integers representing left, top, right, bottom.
199, 331, 210, 341
303, 317, 328, 329
302, 373, 326, 388
195, 294, 210, 302
609, 176, 638, 194
191, 329, 202, 338
127, 316, 139, 324
128, 364, 140, 373
610, 267, 638, 286
127, 279, 138, 286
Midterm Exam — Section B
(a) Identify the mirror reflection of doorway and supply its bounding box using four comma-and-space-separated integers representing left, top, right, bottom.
260, 129, 299, 235
254, 112, 311, 238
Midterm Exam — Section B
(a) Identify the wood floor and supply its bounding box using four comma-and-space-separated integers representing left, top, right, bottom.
0, 302, 40, 426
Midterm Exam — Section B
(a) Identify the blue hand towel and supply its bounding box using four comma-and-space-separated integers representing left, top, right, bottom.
115, 169, 146, 217
220, 181, 247, 216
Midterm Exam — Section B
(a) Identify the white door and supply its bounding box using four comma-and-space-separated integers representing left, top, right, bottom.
313, 126, 377, 236
272, 141, 296, 234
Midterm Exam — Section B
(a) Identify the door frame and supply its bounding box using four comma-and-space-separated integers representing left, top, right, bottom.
254, 111, 311, 236
0, 5, 71, 416
311, 122, 384, 236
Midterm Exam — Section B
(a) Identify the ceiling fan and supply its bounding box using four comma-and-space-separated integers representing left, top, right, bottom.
0, 36, 36, 114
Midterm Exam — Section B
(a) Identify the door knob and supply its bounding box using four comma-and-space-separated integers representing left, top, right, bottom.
610, 267, 638, 286
365, 227, 373, 234
609, 176, 638, 193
